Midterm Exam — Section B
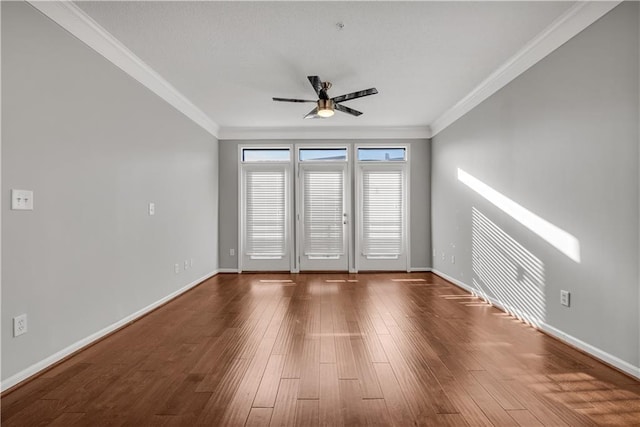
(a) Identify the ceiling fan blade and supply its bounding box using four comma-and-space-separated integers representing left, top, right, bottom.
331, 88, 378, 104
307, 76, 329, 100
335, 103, 363, 117
304, 107, 321, 119
273, 97, 316, 103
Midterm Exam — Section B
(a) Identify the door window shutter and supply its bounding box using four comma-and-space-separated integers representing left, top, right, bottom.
302, 169, 344, 257
245, 168, 286, 258
361, 169, 404, 257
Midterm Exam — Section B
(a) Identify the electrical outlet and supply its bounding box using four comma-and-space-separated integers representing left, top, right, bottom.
11, 189, 34, 210
560, 290, 570, 307
13, 314, 27, 337
184, 260, 189, 270
441, 252, 445, 261
230, 248, 235, 256
148, 202, 155, 216
451, 255, 455, 264
174, 263, 180, 274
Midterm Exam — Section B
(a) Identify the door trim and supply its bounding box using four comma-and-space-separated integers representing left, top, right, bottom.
294, 144, 351, 272
238, 144, 294, 272
354, 144, 411, 272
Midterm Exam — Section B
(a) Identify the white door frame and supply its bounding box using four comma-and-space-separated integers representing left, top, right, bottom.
354, 144, 411, 272
294, 144, 351, 272
238, 144, 294, 272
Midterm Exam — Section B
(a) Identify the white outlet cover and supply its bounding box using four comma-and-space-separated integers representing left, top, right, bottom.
149, 202, 155, 216
11, 189, 34, 210
13, 314, 27, 337
174, 263, 180, 274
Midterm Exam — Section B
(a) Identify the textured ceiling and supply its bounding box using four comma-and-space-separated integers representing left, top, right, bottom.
76, 1, 575, 130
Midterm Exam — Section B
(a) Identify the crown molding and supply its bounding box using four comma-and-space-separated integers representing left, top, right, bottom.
28, 1, 618, 141
27, 0, 220, 138
218, 125, 432, 141
429, 0, 622, 137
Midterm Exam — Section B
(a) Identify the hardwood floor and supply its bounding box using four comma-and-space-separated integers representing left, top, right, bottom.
3, 272, 640, 426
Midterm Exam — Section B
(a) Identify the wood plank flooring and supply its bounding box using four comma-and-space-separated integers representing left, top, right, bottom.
3, 272, 640, 426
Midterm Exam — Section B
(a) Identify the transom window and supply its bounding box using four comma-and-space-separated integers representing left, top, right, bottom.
242, 148, 290, 162
299, 148, 347, 162
357, 147, 406, 162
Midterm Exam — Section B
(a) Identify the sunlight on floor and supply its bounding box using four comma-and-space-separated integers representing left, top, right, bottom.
309, 283, 340, 295
529, 372, 640, 424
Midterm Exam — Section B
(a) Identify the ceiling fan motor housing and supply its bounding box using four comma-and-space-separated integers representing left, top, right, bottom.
318, 99, 334, 111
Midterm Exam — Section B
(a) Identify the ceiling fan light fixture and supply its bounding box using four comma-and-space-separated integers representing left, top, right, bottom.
317, 99, 335, 118
273, 76, 376, 118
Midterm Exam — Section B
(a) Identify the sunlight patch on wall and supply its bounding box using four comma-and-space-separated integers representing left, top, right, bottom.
472, 208, 546, 326
458, 168, 581, 263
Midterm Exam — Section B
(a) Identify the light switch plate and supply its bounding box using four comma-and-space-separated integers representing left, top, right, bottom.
12, 189, 34, 210
560, 290, 570, 307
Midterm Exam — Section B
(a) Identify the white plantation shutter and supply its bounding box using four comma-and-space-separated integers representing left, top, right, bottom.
245, 168, 286, 258
361, 168, 404, 257
302, 169, 344, 257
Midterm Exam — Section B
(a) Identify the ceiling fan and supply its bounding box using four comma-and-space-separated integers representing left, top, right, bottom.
273, 76, 378, 119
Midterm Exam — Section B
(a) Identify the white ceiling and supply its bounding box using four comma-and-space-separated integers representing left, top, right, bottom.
75, 1, 575, 133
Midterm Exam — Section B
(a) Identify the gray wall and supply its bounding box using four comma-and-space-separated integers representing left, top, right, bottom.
2, 2, 219, 382
432, 3, 639, 367
219, 139, 431, 271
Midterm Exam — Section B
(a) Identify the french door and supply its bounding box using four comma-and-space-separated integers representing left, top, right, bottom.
239, 145, 408, 273
297, 162, 349, 271
240, 157, 293, 272
355, 152, 409, 271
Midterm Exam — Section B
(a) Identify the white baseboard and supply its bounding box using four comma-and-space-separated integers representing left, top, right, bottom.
218, 268, 239, 273
540, 323, 640, 379
1, 270, 219, 392
432, 270, 537, 325
431, 269, 640, 380
431, 269, 475, 293
409, 267, 432, 272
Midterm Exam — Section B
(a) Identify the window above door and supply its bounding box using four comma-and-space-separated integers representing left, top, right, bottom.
299, 148, 348, 162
